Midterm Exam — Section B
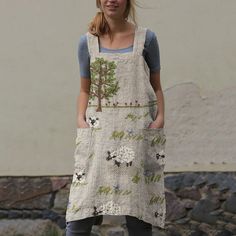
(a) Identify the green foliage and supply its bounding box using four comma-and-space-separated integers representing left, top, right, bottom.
89, 57, 120, 111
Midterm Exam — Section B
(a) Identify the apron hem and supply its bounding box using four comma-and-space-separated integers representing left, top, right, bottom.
66, 206, 166, 229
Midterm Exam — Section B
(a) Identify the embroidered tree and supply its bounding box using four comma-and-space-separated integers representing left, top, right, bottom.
89, 57, 120, 112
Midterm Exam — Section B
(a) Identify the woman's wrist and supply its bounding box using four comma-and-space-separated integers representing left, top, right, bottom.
153, 114, 165, 127
78, 114, 86, 121
155, 113, 164, 121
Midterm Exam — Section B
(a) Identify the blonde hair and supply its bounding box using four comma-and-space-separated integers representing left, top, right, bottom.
88, 0, 138, 40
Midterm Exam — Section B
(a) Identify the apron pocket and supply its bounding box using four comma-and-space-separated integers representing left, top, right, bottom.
71, 128, 93, 186
139, 127, 166, 167
76, 127, 92, 138
74, 127, 93, 165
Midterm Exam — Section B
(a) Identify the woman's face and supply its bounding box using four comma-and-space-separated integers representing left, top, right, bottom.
99, 0, 128, 20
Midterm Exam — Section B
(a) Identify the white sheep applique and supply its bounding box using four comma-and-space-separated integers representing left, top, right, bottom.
87, 116, 100, 128
106, 145, 135, 167
95, 201, 122, 215
155, 150, 165, 165
74, 169, 87, 184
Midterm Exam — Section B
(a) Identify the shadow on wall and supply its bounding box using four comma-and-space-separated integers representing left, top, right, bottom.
164, 82, 236, 171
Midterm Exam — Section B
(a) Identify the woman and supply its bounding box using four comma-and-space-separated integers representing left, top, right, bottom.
65, 0, 166, 235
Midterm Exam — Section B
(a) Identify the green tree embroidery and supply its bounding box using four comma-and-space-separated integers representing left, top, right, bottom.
90, 57, 120, 112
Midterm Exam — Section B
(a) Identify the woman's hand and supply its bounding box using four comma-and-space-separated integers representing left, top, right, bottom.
148, 115, 164, 129
77, 118, 90, 128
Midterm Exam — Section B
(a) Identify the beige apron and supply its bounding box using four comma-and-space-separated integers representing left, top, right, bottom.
66, 25, 166, 229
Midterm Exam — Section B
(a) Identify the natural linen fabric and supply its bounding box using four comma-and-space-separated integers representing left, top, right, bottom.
66, 25, 166, 229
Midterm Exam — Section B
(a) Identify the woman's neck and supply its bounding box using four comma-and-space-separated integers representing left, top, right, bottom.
105, 19, 132, 36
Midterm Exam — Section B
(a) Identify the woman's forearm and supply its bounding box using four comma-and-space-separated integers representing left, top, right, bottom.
149, 71, 165, 124
77, 90, 89, 126
155, 88, 165, 120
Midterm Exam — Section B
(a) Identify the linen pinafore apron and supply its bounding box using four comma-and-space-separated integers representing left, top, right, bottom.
66, 25, 166, 229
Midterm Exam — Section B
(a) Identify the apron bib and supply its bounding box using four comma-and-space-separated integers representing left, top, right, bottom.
66, 25, 166, 229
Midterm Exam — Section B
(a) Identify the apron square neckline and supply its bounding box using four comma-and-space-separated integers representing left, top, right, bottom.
91, 24, 139, 57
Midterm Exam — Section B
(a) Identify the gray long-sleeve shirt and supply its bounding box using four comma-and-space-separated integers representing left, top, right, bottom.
78, 29, 161, 78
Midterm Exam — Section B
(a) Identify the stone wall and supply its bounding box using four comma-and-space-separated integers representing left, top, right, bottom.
1, 172, 236, 236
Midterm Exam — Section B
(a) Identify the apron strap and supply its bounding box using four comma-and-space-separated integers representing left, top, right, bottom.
86, 31, 99, 56
134, 26, 147, 56
86, 31, 99, 57
86, 25, 147, 56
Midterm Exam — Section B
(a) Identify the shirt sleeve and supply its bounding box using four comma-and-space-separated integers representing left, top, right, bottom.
78, 34, 91, 79
143, 29, 161, 73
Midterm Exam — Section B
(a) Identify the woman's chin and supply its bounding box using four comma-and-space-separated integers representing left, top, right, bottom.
105, 13, 122, 19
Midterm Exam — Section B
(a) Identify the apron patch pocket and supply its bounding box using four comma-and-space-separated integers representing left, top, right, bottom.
74, 128, 93, 165
138, 128, 166, 167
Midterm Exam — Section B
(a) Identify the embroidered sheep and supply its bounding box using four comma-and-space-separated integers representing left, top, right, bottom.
92, 206, 103, 216
94, 201, 122, 215
154, 211, 164, 218
156, 150, 165, 160
155, 150, 165, 166
88, 116, 99, 128
74, 169, 86, 184
106, 145, 135, 167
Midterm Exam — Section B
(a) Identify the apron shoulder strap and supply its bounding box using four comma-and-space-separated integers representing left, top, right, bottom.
134, 26, 148, 56
86, 31, 99, 57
